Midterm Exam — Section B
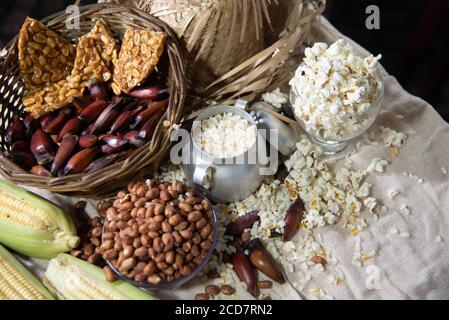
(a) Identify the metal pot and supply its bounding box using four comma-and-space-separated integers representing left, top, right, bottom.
182, 102, 269, 203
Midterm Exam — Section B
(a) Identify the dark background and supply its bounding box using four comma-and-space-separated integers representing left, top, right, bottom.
0, 0, 448, 121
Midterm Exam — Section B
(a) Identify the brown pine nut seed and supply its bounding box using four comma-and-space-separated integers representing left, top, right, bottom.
103, 266, 116, 282
220, 285, 236, 295
178, 202, 192, 213
188, 211, 202, 223
257, 280, 273, 289
205, 285, 220, 295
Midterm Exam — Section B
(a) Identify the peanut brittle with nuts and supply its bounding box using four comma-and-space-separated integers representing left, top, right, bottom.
18, 17, 75, 90
81, 20, 117, 70
112, 29, 166, 95
24, 33, 112, 118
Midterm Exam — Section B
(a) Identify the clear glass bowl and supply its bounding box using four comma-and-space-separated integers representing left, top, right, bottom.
290, 68, 384, 154
102, 191, 218, 290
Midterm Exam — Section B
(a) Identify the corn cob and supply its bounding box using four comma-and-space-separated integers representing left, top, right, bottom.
0, 244, 54, 300
0, 180, 80, 259
44, 254, 157, 300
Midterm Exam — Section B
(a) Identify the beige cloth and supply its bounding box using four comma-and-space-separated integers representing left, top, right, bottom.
10, 17, 449, 300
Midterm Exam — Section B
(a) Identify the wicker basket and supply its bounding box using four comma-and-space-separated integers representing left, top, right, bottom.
0, 3, 187, 198
100, 0, 326, 104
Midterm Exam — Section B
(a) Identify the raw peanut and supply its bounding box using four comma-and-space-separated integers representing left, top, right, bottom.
257, 280, 273, 289
141, 234, 151, 247
154, 253, 165, 263
136, 185, 148, 197
119, 211, 131, 221
161, 221, 172, 233
193, 256, 203, 265
192, 233, 201, 245
138, 223, 150, 234
200, 224, 212, 239
182, 241, 192, 252
147, 274, 162, 284
168, 214, 182, 226
195, 293, 209, 300
180, 230, 193, 240
103, 266, 116, 282
135, 273, 146, 282
201, 199, 210, 210
134, 247, 148, 257
122, 245, 134, 258
120, 257, 136, 272
164, 205, 175, 217
191, 245, 200, 257
154, 203, 165, 215
163, 266, 174, 276
153, 215, 165, 223
165, 250, 175, 264
149, 221, 161, 232
133, 237, 141, 248
205, 285, 220, 295
220, 285, 236, 295
196, 218, 207, 229
143, 261, 157, 276
145, 206, 154, 218
188, 211, 202, 223
185, 196, 197, 205
148, 231, 159, 239
146, 187, 160, 199
178, 202, 192, 213
175, 221, 189, 231
134, 197, 147, 208
119, 201, 133, 211
180, 265, 192, 276
175, 253, 184, 270
160, 190, 170, 201
153, 237, 163, 253
172, 231, 183, 244
157, 262, 168, 270
162, 233, 174, 250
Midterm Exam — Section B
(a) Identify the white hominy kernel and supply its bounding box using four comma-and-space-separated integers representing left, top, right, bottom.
196, 112, 256, 158
399, 232, 410, 238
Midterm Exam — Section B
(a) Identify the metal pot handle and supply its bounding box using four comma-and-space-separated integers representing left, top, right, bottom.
193, 164, 212, 190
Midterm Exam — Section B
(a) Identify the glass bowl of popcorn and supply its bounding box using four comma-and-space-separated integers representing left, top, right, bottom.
289, 39, 384, 154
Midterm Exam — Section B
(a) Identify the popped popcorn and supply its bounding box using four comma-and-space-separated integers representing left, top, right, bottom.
400, 204, 410, 215
387, 189, 400, 199
289, 39, 382, 140
261, 88, 288, 109
367, 158, 389, 173
195, 112, 256, 158
381, 127, 407, 149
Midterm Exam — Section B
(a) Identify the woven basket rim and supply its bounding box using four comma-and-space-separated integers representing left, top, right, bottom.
0, 3, 187, 198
